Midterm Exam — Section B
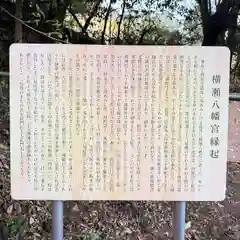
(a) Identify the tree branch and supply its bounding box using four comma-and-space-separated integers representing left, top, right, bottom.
116, 0, 126, 42
68, 7, 88, 36
101, 0, 113, 44
83, 0, 102, 31
197, 0, 210, 35
208, 0, 211, 15
138, 26, 153, 44
201, 0, 237, 46
231, 55, 240, 82
15, 0, 23, 42
227, 6, 238, 67
0, 5, 67, 43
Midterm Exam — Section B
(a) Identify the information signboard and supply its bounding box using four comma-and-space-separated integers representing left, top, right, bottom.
10, 44, 230, 201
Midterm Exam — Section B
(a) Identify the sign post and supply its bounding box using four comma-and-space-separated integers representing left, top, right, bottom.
52, 201, 63, 240
10, 44, 230, 239
174, 201, 186, 240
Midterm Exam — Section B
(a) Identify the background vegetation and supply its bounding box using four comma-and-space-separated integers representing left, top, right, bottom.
1, 0, 240, 87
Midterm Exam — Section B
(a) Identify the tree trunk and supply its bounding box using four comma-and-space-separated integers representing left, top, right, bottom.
201, 0, 235, 46
15, 0, 23, 42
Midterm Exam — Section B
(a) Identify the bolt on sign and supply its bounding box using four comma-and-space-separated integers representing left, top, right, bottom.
10, 44, 230, 201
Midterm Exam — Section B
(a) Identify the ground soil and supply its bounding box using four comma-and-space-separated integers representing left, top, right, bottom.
1, 100, 240, 240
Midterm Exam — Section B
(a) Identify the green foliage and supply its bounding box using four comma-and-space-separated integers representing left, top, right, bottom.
6, 216, 26, 238
81, 231, 103, 240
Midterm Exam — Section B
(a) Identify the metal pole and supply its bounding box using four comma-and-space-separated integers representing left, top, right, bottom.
173, 201, 186, 240
52, 200, 64, 240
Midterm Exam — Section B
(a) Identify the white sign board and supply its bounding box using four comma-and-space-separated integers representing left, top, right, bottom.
10, 44, 230, 201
